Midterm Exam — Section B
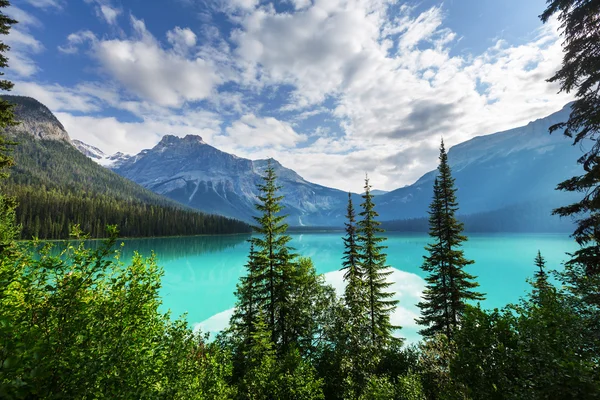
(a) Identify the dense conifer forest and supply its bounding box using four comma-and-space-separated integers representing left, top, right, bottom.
1, 0, 600, 399
1, 112, 250, 239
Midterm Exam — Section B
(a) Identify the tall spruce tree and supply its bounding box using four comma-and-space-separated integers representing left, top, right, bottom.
540, 0, 600, 356
341, 192, 364, 323
0, 0, 17, 255
533, 250, 550, 298
540, 1, 600, 277
339, 192, 370, 398
357, 176, 399, 347
417, 140, 484, 339
250, 159, 296, 349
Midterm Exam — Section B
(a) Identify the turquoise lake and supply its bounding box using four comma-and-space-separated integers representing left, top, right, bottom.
115, 232, 579, 344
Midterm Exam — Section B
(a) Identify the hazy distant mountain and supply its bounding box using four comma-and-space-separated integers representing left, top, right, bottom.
363, 189, 389, 196
373, 103, 581, 226
111, 134, 350, 225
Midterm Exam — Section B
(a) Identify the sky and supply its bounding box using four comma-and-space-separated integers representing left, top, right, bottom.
5, 0, 573, 192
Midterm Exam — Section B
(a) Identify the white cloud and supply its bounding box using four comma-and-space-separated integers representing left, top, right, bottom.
221, 1, 572, 192
14, 81, 103, 112
23, 0, 62, 9
167, 26, 197, 52
56, 109, 223, 155
6, 6, 42, 28
83, 0, 122, 25
98, 5, 121, 25
223, 114, 306, 149
42, 2, 573, 192
5, 7, 44, 77
58, 30, 97, 54
92, 16, 221, 106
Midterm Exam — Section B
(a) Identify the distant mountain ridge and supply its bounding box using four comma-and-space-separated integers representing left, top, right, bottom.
72, 103, 581, 231
372, 103, 582, 224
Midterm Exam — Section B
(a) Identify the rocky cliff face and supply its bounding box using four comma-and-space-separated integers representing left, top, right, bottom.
1, 95, 71, 142
113, 134, 349, 225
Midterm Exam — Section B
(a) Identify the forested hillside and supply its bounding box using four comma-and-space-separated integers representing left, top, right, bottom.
1, 96, 250, 239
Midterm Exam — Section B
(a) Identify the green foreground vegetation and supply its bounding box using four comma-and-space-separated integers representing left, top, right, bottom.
1, 0, 600, 398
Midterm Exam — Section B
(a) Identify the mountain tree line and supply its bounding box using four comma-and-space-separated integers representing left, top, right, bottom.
2, 0, 600, 398
9, 183, 250, 239
3, 127, 250, 239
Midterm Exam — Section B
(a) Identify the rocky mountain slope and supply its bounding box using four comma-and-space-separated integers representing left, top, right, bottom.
112, 134, 350, 225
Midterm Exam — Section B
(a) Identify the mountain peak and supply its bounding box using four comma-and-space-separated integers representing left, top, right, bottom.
157, 134, 205, 147
1, 95, 70, 142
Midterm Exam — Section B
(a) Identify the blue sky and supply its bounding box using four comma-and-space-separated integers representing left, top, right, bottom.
5, 0, 572, 191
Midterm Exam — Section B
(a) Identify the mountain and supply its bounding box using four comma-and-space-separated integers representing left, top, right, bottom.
373, 103, 581, 226
76, 103, 582, 231
0, 95, 250, 239
72, 139, 133, 168
111, 134, 351, 225
364, 189, 388, 196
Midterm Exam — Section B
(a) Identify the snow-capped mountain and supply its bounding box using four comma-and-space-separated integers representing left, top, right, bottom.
110, 135, 350, 225
73, 103, 583, 229
72, 140, 106, 160
72, 139, 132, 168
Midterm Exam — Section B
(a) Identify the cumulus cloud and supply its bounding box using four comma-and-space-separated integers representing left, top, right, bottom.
98, 5, 121, 25
220, 1, 572, 191
91, 16, 221, 106
14, 81, 103, 112
4, 7, 44, 77
58, 30, 97, 54
223, 114, 307, 149
43, 1, 573, 192
166, 26, 197, 54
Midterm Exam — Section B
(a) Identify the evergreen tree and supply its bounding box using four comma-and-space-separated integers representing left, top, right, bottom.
540, 0, 600, 353
341, 192, 364, 328
357, 176, 399, 348
417, 140, 484, 339
339, 192, 370, 398
249, 159, 296, 351
532, 250, 550, 303
540, 1, 600, 277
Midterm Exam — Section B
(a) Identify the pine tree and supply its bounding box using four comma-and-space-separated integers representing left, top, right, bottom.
0, 1, 17, 178
417, 140, 484, 339
357, 176, 399, 348
231, 159, 298, 355
339, 192, 370, 398
341, 192, 364, 324
540, 1, 600, 277
533, 250, 550, 301
0, 0, 17, 255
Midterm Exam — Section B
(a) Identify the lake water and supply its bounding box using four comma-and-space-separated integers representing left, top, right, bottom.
115, 232, 579, 344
